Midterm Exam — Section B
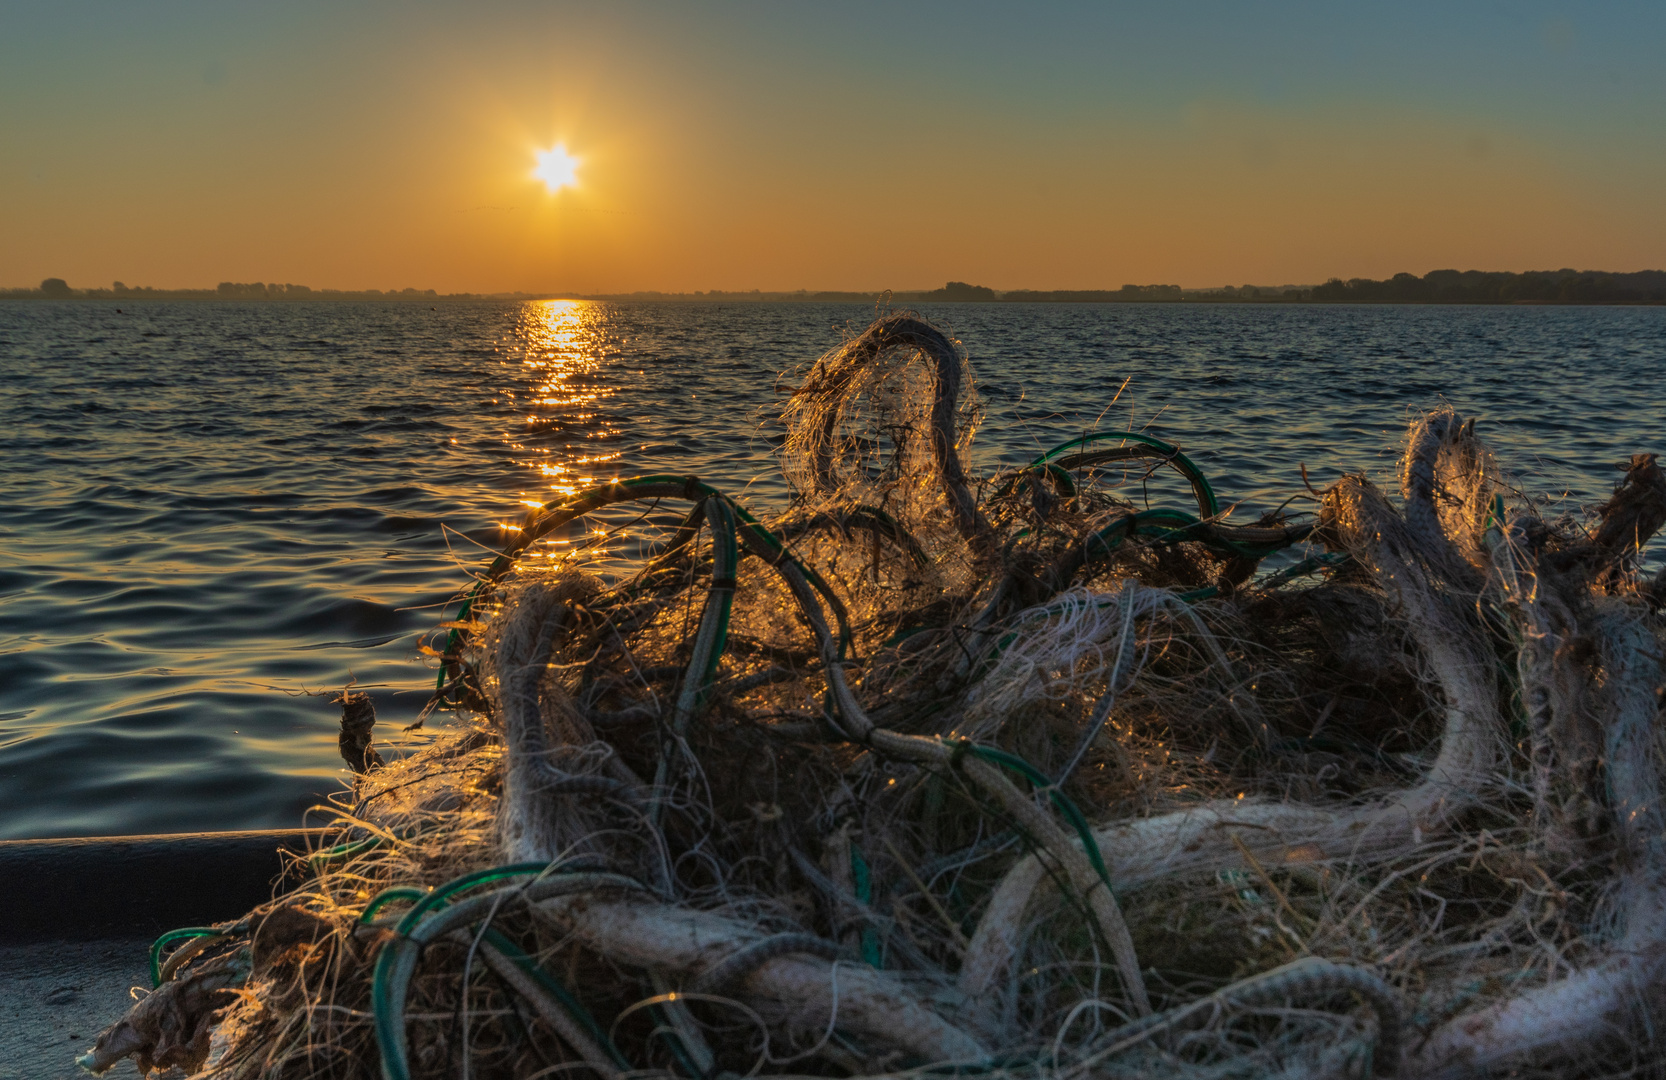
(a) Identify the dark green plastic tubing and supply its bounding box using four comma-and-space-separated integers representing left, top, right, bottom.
374, 862, 554, 1080
392, 862, 555, 935
359, 886, 431, 925
479, 927, 632, 1069
310, 833, 388, 867
995, 461, 1079, 501
850, 844, 883, 968
958, 742, 1118, 899
691, 496, 739, 716
1032, 431, 1219, 520
149, 927, 226, 987
433, 475, 854, 707
371, 862, 630, 1080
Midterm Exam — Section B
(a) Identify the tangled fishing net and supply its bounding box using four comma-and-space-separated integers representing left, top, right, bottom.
84, 314, 1666, 1079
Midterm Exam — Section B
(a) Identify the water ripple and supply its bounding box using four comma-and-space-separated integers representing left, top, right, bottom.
0, 299, 1661, 838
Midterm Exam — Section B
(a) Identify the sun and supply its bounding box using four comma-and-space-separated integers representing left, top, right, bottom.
532, 145, 580, 193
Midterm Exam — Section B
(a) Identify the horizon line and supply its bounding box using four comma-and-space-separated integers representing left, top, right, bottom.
7, 266, 1666, 303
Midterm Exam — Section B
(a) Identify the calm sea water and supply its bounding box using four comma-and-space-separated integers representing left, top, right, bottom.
1, 300, 1662, 839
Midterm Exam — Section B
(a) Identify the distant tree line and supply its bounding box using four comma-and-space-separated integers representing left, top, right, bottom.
605, 273, 1665, 304
615, 283, 1186, 303
7, 270, 1664, 304
0, 278, 493, 301
1303, 268, 1666, 304
1002, 284, 1183, 302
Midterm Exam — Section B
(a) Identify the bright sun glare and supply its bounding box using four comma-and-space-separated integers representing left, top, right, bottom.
532, 145, 580, 193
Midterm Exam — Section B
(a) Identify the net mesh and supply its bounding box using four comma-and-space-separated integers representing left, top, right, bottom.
83, 317, 1666, 1080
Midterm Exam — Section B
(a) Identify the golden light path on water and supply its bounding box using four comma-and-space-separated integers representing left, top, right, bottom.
503, 299, 624, 564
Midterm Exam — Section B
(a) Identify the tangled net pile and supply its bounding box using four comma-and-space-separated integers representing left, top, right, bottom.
86, 314, 1666, 1080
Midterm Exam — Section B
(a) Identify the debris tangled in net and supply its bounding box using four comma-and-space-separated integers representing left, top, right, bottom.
84, 314, 1666, 1079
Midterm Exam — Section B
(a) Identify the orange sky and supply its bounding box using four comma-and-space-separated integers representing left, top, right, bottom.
2, 3, 1663, 293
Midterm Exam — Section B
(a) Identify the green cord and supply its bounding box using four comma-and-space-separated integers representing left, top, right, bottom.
692, 496, 739, 715
392, 862, 555, 935
1081, 508, 1293, 565
849, 844, 883, 968
958, 742, 1118, 899
1485, 493, 1506, 534
370, 862, 636, 1080
846, 503, 933, 567
478, 927, 632, 1069
433, 592, 478, 699
372, 936, 418, 1080
149, 927, 229, 987
721, 492, 852, 660
995, 461, 1079, 501
1252, 551, 1350, 593
309, 833, 388, 868
1032, 431, 1220, 519
432, 474, 854, 711
359, 886, 431, 925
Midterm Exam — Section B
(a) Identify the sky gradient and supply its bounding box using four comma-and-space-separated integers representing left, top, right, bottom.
3, 1, 1663, 293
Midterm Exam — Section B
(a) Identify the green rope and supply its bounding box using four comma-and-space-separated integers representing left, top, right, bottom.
478, 927, 632, 1070
1251, 551, 1351, 593
995, 461, 1079, 501
149, 926, 231, 988
721, 492, 852, 660
359, 886, 431, 925
432, 592, 479, 701
1032, 431, 1219, 519
392, 862, 555, 935
1080, 508, 1297, 567
432, 475, 854, 711
370, 862, 623, 1080
780, 503, 932, 569
956, 742, 1117, 899
372, 937, 420, 1080
849, 844, 883, 968
1485, 493, 1507, 535
692, 496, 738, 714
309, 833, 388, 868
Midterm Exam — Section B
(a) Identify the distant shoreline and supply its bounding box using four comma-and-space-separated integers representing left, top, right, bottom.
5, 268, 1665, 305
8, 295, 1664, 306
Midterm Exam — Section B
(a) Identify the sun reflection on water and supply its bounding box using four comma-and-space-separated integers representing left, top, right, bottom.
504, 299, 626, 562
